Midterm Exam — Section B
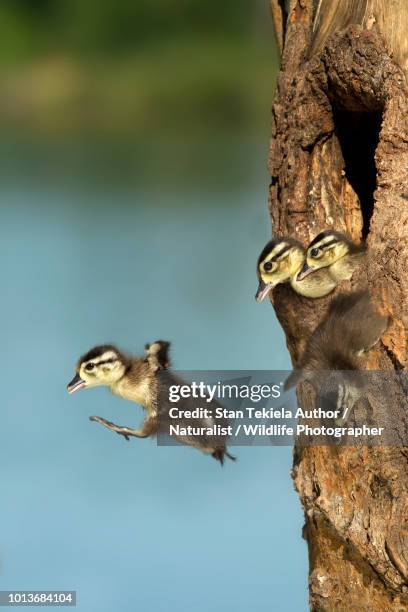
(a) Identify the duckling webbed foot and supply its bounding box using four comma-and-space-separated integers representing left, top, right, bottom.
89, 415, 151, 440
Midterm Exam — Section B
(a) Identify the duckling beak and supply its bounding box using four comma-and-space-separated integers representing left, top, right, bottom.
255, 280, 274, 302
297, 263, 314, 281
67, 373, 86, 394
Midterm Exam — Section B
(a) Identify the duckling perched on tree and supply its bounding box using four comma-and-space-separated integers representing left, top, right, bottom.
298, 230, 365, 283
285, 291, 389, 419
256, 237, 337, 301
67, 341, 235, 465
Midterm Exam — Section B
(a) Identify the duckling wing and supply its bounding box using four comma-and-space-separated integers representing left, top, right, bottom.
144, 340, 171, 371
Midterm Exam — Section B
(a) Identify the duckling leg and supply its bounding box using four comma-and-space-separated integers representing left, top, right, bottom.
89, 415, 157, 441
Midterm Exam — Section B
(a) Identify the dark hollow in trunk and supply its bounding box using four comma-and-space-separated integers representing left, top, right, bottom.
332, 108, 382, 238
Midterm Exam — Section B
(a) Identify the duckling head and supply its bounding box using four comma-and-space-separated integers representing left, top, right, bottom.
256, 237, 305, 302
297, 230, 356, 280
67, 345, 128, 393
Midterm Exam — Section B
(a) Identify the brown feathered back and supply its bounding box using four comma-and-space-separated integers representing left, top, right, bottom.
285, 290, 389, 389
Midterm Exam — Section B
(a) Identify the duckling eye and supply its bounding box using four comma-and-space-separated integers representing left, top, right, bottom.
85, 363, 95, 372
310, 248, 320, 258
264, 262, 273, 272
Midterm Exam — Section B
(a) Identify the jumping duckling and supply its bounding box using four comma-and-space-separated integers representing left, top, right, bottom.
256, 237, 337, 301
285, 291, 389, 420
298, 230, 365, 284
67, 341, 235, 465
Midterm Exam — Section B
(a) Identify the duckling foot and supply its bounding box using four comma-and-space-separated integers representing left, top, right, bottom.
89, 415, 148, 440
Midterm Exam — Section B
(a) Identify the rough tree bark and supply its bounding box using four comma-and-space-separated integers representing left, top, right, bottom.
268, 1, 408, 610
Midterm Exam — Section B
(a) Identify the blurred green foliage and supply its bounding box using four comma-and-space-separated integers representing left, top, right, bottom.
0, 0, 252, 58
0, 1, 278, 139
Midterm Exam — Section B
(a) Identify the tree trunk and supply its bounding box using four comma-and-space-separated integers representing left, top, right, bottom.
268, 1, 408, 609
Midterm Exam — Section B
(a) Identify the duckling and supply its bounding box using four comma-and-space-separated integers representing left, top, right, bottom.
67, 342, 235, 465
285, 291, 389, 421
256, 237, 337, 301
285, 291, 388, 387
298, 230, 365, 284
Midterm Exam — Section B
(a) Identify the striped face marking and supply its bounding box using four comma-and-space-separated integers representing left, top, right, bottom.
259, 243, 294, 280
82, 351, 119, 370
256, 239, 305, 301
308, 234, 339, 259
67, 348, 126, 393
261, 242, 292, 268
305, 232, 350, 271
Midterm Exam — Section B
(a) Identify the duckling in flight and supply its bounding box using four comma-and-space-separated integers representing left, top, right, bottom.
256, 237, 337, 301
67, 341, 235, 465
298, 230, 365, 283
